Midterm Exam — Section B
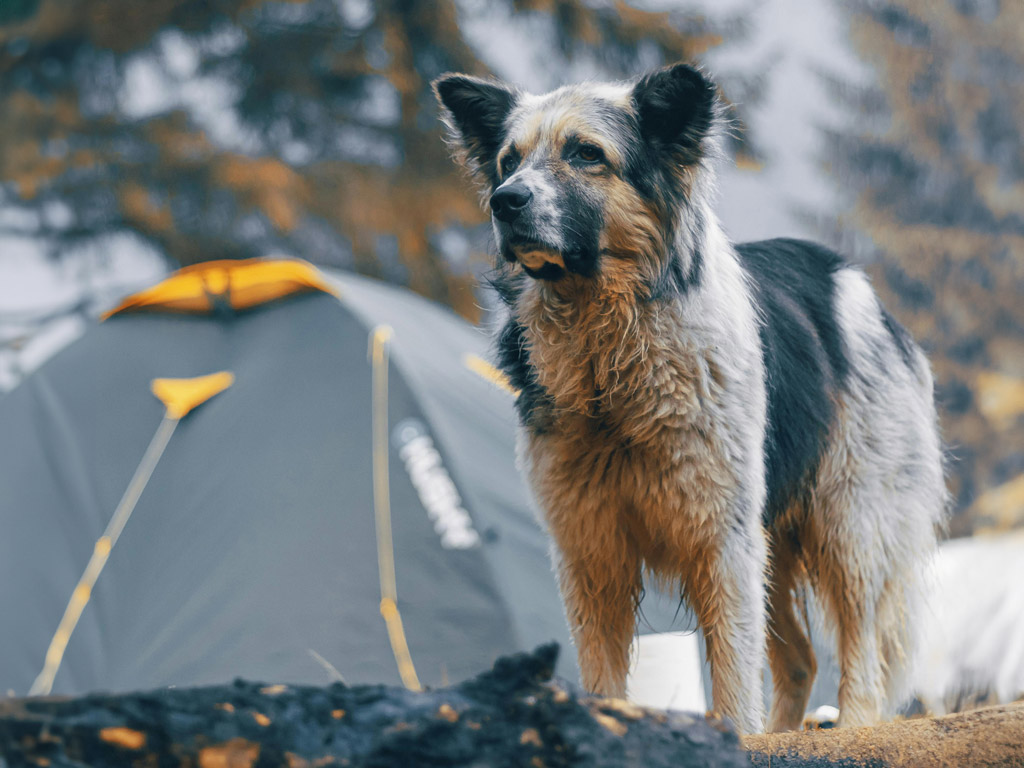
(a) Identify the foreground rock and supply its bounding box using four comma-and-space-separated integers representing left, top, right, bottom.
745, 701, 1024, 767
0, 645, 748, 767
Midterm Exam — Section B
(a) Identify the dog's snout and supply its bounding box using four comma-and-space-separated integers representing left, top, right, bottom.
490, 184, 532, 223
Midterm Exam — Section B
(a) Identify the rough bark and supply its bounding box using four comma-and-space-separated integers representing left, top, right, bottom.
0, 644, 749, 768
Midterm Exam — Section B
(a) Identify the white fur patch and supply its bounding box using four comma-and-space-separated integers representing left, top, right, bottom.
814, 266, 946, 723
499, 165, 564, 249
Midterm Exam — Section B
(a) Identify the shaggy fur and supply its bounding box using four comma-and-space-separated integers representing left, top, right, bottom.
434, 63, 946, 734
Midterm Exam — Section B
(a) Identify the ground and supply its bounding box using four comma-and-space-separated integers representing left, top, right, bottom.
745, 700, 1024, 768
1, 645, 1022, 767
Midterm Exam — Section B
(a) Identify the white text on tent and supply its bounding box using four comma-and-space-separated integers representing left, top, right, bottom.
396, 422, 481, 549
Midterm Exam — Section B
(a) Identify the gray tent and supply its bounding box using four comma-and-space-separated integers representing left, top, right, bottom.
0, 258, 577, 696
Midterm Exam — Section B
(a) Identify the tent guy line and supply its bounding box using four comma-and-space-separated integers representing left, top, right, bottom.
28, 372, 235, 696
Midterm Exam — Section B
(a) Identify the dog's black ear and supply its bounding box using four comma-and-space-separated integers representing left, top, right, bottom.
433, 74, 516, 184
632, 63, 716, 160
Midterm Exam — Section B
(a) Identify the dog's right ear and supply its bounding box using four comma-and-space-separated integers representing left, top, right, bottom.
433, 74, 516, 185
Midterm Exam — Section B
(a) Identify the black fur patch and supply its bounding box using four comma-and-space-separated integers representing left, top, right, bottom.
485, 267, 524, 307
486, 269, 552, 428
523, 262, 566, 281
683, 222, 705, 291
632, 64, 716, 165
495, 318, 552, 431
880, 306, 917, 369
737, 238, 851, 524
645, 241, 702, 301
647, 208, 705, 301
557, 179, 602, 277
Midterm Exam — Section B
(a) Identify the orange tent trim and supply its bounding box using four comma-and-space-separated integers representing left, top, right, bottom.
151, 372, 235, 420
102, 258, 339, 319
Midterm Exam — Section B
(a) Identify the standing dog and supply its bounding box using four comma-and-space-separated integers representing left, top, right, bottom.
434, 63, 946, 734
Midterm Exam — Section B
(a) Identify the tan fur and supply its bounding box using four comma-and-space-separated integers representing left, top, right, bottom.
766, 527, 817, 732
507, 106, 627, 172
597, 176, 666, 295
518, 277, 744, 697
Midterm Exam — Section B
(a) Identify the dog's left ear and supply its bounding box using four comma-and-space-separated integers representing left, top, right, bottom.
632, 63, 716, 159
433, 74, 516, 185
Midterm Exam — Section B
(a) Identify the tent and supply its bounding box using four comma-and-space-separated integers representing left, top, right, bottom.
0, 258, 579, 696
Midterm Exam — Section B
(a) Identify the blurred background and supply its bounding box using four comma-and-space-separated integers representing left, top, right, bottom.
2, 0, 1021, 534
0, 0, 1022, 711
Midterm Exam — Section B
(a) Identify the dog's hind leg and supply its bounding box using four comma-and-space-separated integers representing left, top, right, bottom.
811, 430, 942, 727
687, 520, 769, 734
809, 493, 894, 729
766, 531, 816, 732
827, 519, 934, 726
819, 554, 888, 726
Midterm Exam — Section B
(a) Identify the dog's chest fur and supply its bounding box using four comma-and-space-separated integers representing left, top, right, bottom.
516, 282, 743, 553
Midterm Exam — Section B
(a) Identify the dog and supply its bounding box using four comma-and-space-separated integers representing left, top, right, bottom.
434, 63, 946, 734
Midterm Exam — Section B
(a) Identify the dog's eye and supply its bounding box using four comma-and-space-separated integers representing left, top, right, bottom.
500, 153, 519, 177
575, 144, 604, 164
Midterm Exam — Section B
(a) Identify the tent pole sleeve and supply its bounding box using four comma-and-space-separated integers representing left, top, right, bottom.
29, 414, 180, 696
369, 325, 422, 692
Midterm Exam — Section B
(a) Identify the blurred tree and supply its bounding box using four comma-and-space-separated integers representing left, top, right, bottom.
825, 0, 1024, 533
0, 0, 757, 322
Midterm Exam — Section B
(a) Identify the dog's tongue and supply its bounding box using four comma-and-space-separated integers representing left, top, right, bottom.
518, 248, 565, 272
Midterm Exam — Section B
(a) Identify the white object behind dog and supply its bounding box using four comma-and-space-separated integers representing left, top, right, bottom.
626, 531, 1024, 720
628, 632, 706, 713
913, 530, 1024, 714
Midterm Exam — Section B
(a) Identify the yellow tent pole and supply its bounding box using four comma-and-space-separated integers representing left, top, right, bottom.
29, 372, 234, 696
463, 353, 520, 397
369, 326, 422, 692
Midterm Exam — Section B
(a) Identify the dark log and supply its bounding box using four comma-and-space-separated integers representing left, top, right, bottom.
0, 644, 748, 767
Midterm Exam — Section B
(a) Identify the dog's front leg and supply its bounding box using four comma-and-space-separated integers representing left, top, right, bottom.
689, 514, 768, 734
556, 546, 641, 699
546, 509, 641, 699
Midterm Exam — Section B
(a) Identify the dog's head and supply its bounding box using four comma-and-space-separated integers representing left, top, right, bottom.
434, 64, 718, 288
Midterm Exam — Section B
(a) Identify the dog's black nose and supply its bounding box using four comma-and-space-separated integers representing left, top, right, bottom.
490, 184, 532, 223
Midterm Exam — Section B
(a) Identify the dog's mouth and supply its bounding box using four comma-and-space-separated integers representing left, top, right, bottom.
503, 241, 575, 281
516, 244, 563, 269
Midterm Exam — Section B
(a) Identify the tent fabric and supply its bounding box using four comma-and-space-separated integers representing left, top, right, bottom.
0, 263, 584, 696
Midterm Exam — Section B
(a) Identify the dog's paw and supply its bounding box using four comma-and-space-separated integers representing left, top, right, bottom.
803, 704, 839, 730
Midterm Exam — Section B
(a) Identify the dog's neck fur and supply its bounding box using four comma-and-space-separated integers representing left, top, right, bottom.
514, 198, 741, 447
